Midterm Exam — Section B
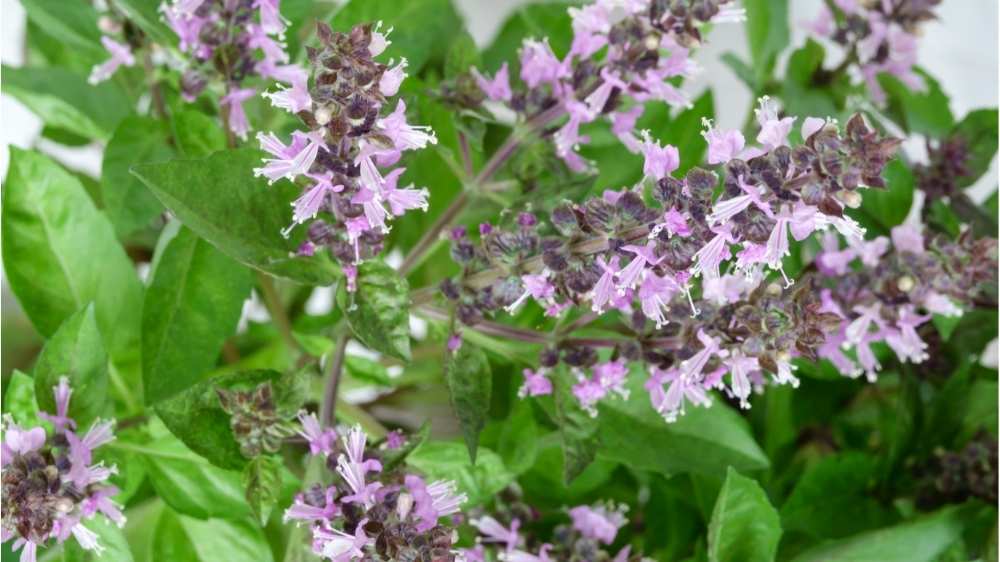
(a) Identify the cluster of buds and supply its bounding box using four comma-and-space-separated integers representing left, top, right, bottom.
914, 136, 973, 203
162, 0, 296, 139
286, 416, 466, 560
217, 381, 296, 458
440, 103, 907, 421
468, 0, 743, 172
915, 430, 998, 510
253, 22, 435, 289
1, 378, 123, 562
464, 498, 638, 562
816, 223, 998, 380
802, 0, 940, 103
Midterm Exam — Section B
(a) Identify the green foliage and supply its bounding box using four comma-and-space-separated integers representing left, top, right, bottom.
34, 305, 109, 429
444, 341, 493, 462
243, 455, 284, 526
707, 468, 782, 562
552, 364, 600, 483
880, 68, 955, 138
2, 148, 143, 362
337, 260, 412, 361
102, 116, 175, 238
406, 441, 514, 506
131, 148, 341, 284
155, 369, 302, 470
142, 226, 252, 404
151, 508, 273, 562
2, 66, 131, 141
951, 108, 999, 188
62, 516, 134, 562
744, 0, 789, 84
483, 3, 573, 72
850, 159, 915, 234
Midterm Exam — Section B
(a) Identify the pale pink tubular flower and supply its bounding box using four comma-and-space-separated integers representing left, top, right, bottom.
701, 118, 745, 165
253, 130, 326, 184
472, 62, 513, 102
645, 366, 712, 423
891, 222, 925, 254
518, 368, 553, 398
377, 100, 438, 151
39, 376, 75, 432
884, 305, 931, 363
568, 504, 627, 544
379, 167, 429, 216
285, 487, 340, 524
296, 411, 337, 456
639, 132, 680, 180
691, 225, 734, 280
638, 272, 679, 328
379, 58, 408, 97
609, 105, 644, 153
754, 96, 796, 150
88, 36, 135, 85
405, 475, 467, 532
724, 354, 759, 409
313, 519, 371, 561
470, 516, 521, 552
220, 87, 258, 140
263, 78, 312, 114
519, 38, 566, 88
255, 0, 288, 36
590, 255, 620, 313
506, 271, 556, 313
679, 330, 727, 382
617, 240, 663, 292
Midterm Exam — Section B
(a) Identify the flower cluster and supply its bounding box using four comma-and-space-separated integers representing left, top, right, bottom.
286, 416, 466, 560
217, 381, 296, 458
915, 430, 998, 510
464, 498, 635, 561
1, 378, 123, 562
802, 0, 940, 103
914, 135, 973, 203
161, 0, 296, 139
816, 223, 998, 381
440, 104, 904, 421
469, 0, 743, 172
253, 22, 435, 287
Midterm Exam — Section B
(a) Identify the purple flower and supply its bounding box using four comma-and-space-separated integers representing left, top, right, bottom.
263, 78, 312, 114
638, 272, 679, 328
313, 518, 371, 561
377, 100, 437, 152
506, 272, 556, 313
679, 330, 726, 382
650, 207, 691, 239
763, 209, 793, 287
447, 333, 463, 352
369, 22, 392, 56
254, 130, 326, 184
350, 185, 390, 234
519, 39, 566, 88
701, 118, 745, 164
884, 305, 930, 363
379, 167, 429, 216
255, 0, 288, 36
639, 132, 680, 180
405, 475, 467, 532
754, 97, 796, 150
285, 487, 340, 524
568, 504, 627, 545
707, 175, 768, 226
220, 87, 258, 140
470, 516, 521, 552
845, 303, 883, 346
891, 223, 925, 254
88, 36, 135, 85
617, 240, 663, 292
38, 376, 75, 432
923, 292, 962, 317
518, 368, 553, 398
472, 63, 513, 102
801, 116, 827, 139
379, 58, 408, 97
723, 354, 759, 409
691, 225, 734, 280
610, 106, 644, 152
645, 366, 711, 423
590, 256, 620, 313
296, 411, 337, 456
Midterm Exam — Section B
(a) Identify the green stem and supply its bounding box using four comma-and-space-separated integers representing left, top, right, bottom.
256, 271, 299, 352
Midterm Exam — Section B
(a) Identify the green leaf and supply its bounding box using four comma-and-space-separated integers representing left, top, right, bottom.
330, 0, 463, 73
780, 452, 896, 539
664, 90, 715, 173
406, 441, 514, 507
444, 341, 492, 462
20, 0, 103, 58
553, 365, 599, 483
497, 400, 539, 475
853, 159, 914, 232
482, 3, 573, 73
720, 52, 757, 90
791, 507, 968, 562
121, 434, 250, 519
113, 0, 177, 46
155, 370, 298, 470
131, 148, 340, 284
61, 515, 134, 562
381, 422, 430, 472
2, 370, 42, 428
1, 66, 131, 141
170, 108, 227, 158
445, 31, 481, 79
337, 260, 411, 360
707, 467, 782, 562
2, 148, 143, 362
744, 0, 789, 83
34, 305, 109, 429
142, 226, 252, 404
243, 455, 283, 526
597, 376, 768, 477
344, 354, 393, 386
880, 68, 955, 138
102, 115, 175, 238
952, 108, 999, 188
152, 508, 273, 562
